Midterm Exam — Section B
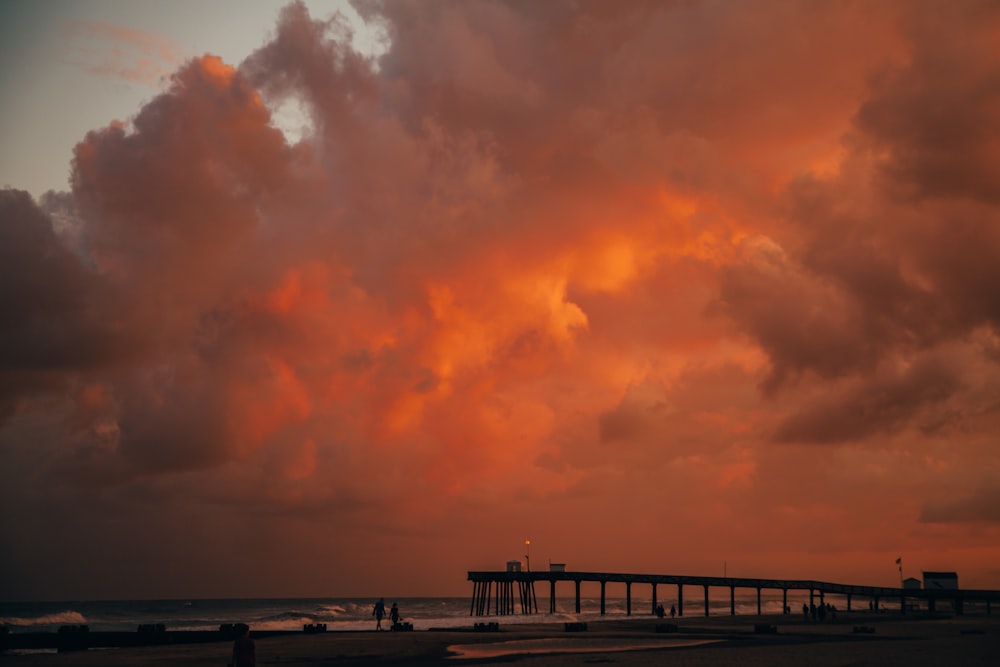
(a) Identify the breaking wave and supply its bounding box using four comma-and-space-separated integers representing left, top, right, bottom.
1, 611, 88, 627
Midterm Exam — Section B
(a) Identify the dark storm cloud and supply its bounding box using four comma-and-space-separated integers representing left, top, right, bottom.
718, 236, 880, 393
0, 189, 125, 416
855, 1, 1000, 204
920, 486, 1000, 524
773, 356, 961, 444
718, 0, 1000, 419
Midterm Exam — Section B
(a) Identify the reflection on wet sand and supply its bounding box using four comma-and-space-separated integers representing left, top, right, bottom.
447, 637, 720, 659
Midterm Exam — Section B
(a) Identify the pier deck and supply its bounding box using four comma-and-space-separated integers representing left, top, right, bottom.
468, 570, 1000, 617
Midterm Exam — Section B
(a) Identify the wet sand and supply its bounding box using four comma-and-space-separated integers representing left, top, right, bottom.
2, 612, 997, 666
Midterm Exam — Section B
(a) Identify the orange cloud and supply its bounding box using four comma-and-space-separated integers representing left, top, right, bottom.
65, 21, 183, 85
3, 1, 1000, 601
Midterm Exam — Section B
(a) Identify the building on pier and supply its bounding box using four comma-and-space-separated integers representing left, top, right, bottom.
923, 571, 958, 590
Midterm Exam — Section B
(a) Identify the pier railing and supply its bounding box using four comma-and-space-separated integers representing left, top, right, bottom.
468, 570, 999, 617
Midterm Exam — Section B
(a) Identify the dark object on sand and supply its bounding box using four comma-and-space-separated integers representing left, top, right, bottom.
754, 623, 778, 634
853, 625, 876, 634
564, 622, 588, 632
219, 623, 251, 640
392, 622, 413, 631
474, 622, 500, 632
655, 623, 678, 633
303, 623, 327, 633
57, 625, 90, 652
137, 624, 166, 634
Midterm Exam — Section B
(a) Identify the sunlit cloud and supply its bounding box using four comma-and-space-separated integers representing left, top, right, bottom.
63, 21, 183, 86
2, 0, 1000, 601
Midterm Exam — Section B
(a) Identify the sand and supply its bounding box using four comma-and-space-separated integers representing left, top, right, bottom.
2, 612, 997, 666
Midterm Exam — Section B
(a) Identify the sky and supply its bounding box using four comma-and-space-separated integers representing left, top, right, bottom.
2, 0, 1000, 603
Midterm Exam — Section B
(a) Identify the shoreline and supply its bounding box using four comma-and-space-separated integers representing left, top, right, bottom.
2, 612, 997, 665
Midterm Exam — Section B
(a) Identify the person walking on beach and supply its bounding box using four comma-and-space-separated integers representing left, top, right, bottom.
670, 604, 676, 619
231, 623, 256, 667
373, 598, 386, 630
390, 602, 400, 629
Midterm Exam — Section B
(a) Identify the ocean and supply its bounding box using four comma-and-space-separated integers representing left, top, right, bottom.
0, 593, 806, 634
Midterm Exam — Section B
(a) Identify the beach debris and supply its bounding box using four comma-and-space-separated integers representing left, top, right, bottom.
303, 623, 328, 633
137, 623, 166, 634
473, 622, 500, 632
655, 623, 678, 633
852, 625, 876, 634
564, 622, 588, 632
753, 623, 778, 634
57, 624, 90, 652
219, 623, 250, 639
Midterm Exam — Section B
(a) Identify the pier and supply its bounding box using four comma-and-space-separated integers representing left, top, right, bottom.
468, 570, 1000, 617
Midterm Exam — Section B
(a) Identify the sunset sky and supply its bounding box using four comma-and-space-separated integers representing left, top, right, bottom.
2, 0, 1000, 602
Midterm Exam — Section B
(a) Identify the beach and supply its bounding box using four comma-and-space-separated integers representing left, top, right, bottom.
2, 612, 996, 666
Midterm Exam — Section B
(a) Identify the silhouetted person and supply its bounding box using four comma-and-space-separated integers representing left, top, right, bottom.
390, 602, 400, 628
655, 604, 665, 618
810, 603, 817, 620
802, 603, 809, 620
670, 604, 676, 619
231, 624, 255, 667
373, 598, 386, 630
818, 603, 826, 622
